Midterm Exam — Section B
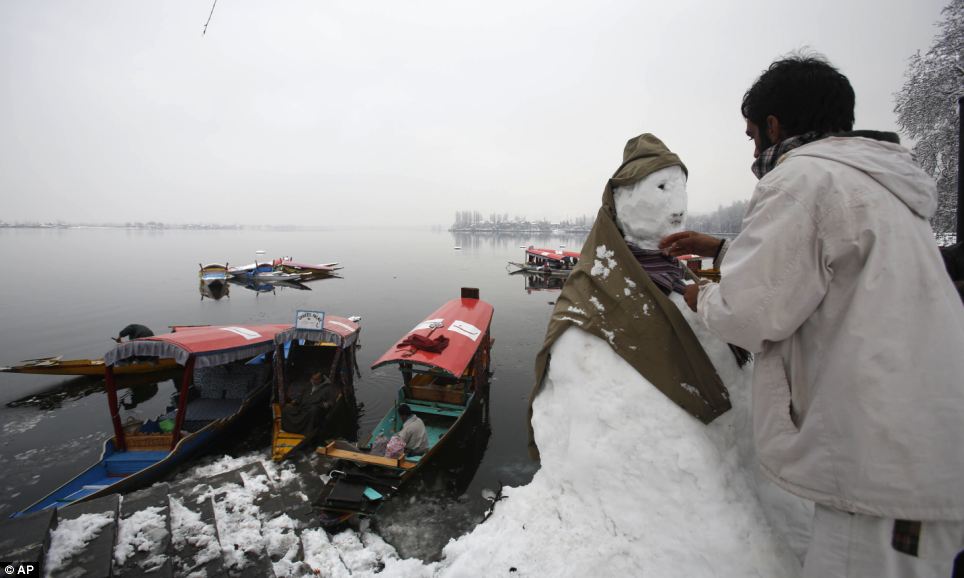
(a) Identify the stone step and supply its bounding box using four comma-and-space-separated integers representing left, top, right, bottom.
114, 483, 173, 577
48, 493, 120, 578
0, 508, 56, 572
168, 492, 224, 578
207, 464, 275, 577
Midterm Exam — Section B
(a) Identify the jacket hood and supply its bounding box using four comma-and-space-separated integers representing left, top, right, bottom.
785, 135, 937, 219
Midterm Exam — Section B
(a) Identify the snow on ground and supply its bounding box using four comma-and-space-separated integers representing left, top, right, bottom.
44, 512, 114, 577
421, 318, 803, 577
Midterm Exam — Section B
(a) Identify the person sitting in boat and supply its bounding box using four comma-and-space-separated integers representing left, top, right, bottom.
282, 371, 336, 435
396, 403, 428, 455
112, 323, 154, 343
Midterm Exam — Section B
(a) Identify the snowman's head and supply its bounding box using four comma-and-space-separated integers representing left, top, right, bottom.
612, 164, 687, 250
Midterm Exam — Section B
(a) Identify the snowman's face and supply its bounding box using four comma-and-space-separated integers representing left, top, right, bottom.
613, 165, 687, 249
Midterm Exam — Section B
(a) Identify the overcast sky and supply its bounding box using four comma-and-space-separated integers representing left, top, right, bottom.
0, 0, 949, 227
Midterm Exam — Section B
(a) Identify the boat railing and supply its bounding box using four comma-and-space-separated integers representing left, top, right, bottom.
318, 440, 417, 470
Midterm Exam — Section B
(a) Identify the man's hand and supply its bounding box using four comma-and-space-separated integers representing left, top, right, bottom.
683, 283, 699, 312
659, 231, 722, 258
112, 336, 122, 343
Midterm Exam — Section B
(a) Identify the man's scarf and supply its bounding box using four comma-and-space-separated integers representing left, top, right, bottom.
627, 243, 687, 295
751, 131, 823, 179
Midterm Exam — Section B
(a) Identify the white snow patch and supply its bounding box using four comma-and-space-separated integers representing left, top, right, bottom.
114, 505, 168, 570
45, 512, 114, 576
263, 514, 305, 578
589, 296, 605, 313
680, 382, 700, 397
566, 306, 587, 316
624, 277, 637, 288
206, 482, 266, 572
590, 245, 617, 279
600, 328, 616, 345
556, 316, 584, 326
302, 528, 350, 578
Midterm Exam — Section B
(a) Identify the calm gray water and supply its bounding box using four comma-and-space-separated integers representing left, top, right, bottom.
0, 227, 586, 532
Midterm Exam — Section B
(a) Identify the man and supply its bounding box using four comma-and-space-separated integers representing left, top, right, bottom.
112, 323, 153, 343
661, 55, 964, 577
396, 404, 428, 455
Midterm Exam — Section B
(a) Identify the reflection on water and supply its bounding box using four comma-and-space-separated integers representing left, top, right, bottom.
520, 272, 566, 293
6, 374, 178, 411
199, 279, 230, 300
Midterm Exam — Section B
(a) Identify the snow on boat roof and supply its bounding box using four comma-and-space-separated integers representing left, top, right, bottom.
372, 297, 493, 378
104, 324, 290, 368
526, 247, 580, 261
273, 315, 361, 348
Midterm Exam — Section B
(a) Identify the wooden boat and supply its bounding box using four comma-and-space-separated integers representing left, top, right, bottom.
199, 263, 229, 284
229, 263, 305, 282
272, 257, 342, 278
508, 246, 580, 277
13, 323, 288, 516
271, 316, 362, 461
314, 288, 493, 520
0, 356, 178, 377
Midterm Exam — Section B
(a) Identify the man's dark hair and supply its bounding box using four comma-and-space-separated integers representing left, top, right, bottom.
398, 404, 412, 417
741, 54, 855, 137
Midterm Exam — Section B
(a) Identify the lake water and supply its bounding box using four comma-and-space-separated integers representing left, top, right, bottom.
0, 227, 586, 551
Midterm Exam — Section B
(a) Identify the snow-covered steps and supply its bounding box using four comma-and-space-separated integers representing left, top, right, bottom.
47, 494, 119, 577
114, 483, 173, 577
0, 454, 416, 577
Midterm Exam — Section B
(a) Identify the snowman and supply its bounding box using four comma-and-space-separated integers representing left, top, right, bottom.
438, 135, 807, 577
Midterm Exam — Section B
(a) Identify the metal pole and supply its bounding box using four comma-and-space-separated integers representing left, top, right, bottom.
956, 95, 962, 242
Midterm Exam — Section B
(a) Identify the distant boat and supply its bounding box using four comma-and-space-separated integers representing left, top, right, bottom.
13, 323, 287, 516
199, 263, 229, 285
507, 246, 580, 277
228, 263, 305, 282
272, 257, 341, 278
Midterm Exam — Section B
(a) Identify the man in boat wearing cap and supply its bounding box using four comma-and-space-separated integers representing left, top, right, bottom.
112, 323, 154, 343
662, 54, 964, 577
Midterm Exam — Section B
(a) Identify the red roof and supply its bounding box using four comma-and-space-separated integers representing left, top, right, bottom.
525, 247, 580, 261
274, 316, 361, 348
372, 297, 494, 378
105, 324, 290, 368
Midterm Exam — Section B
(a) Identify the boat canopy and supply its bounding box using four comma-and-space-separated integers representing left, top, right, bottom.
104, 324, 290, 368
273, 316, 361, 349
526, 247, 580, 261
372, 297, 493, 378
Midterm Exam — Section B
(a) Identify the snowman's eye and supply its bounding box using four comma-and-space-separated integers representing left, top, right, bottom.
658, 183, 665, 190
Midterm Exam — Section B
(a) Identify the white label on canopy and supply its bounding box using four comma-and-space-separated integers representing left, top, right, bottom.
220, 327, 262, 340
295, 310, 326, 331
448, 320, 481, 341
413, 318, 445, 332
328, 320, 354, 332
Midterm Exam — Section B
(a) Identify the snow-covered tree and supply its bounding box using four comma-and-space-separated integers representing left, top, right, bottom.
894, 0, 962, 236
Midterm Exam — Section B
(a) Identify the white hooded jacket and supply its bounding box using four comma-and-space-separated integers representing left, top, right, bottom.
698, 136, 964, 520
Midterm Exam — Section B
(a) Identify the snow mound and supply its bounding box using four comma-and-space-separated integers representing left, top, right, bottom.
433, 326, 800, 577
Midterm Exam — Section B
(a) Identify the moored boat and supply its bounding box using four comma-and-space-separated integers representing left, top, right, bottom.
0, 356, 178, 377
199, 263, 229, 284
229, 262, 305, 282
314, 288, 494, 520
508, 246, 580, 277
272, 257, 341, 278
13, 323, 288, 516
271, 314, 362, 461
